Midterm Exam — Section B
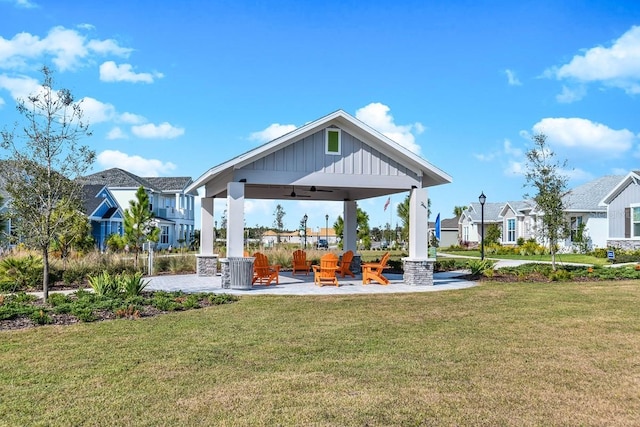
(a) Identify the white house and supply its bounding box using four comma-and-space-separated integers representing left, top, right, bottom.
600, 170, 640, 250
459, 175, 623, 250
81, 168, 198, 249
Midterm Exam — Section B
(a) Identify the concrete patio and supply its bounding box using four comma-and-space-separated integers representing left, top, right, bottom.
146, 270, 477, 296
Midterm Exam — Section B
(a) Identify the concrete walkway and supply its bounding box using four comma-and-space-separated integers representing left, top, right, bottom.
145, 271, 477, 296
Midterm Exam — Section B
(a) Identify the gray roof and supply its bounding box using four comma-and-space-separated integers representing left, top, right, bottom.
81, 168, 196, 194
465, 202, 504, 222
145, 176, 194, 193
81, 168, 155, 189
81, 184, 107, 215
563, 175, 623, 211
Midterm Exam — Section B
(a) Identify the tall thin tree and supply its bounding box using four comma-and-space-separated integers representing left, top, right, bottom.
0, 67, 94, 299
124, 186, 160, 270
523, 133, 570, 270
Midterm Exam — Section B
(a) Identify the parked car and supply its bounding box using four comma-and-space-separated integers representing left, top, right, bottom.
317, 239, 328, 249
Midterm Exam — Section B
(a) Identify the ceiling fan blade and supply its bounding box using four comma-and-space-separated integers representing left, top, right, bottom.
310, 186, 333, 193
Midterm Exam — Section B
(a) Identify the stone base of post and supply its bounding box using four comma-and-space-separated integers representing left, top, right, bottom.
351, 254, 362, 274
402, 258, 434, 286
196, 254, 219, 277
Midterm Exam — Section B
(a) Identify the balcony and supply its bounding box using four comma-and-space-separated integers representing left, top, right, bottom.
157, 207, 194, 221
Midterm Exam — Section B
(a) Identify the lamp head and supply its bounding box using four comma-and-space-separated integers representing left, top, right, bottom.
478, 192, 486, 205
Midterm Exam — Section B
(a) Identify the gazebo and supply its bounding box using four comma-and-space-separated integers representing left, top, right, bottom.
185, 110, 452, 287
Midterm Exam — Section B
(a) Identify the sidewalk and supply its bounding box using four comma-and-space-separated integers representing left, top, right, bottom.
145, 270, 477, 296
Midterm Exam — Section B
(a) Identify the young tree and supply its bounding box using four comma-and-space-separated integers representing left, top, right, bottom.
51, 199, 92, 265
273, 204, 286, 243
0, 67, 94, 299
124, 186, 160, 270
524, 133, 570, 270
334, 207, 370, 249
485, 223, 502, 245
453, 206, 466, 217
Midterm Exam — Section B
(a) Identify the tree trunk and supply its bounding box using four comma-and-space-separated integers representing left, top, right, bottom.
42, 248, 50, 300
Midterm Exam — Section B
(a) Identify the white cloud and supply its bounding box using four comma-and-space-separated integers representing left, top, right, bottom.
77, 96, 116, 124
97, 150, 176, 176
131, 122, 185, 139
505, 69, 522, 86
0, 26, 133, 71
118, 112, 146, 124
612, 167, 629, 175
0, 73, 39, 99
547, 25, 640, 95
13, 0, 38, 8
532, 117, 635, 157
503, 139, 523, 157
474, 152, 497, 162
0, 97, 4, 107
556, 85, 586, 103
99, 61, 163, 83
106, 127, 127, 140
355, 102, 423, 154
505, 160, 525, 176
564, 167, 593, 182
249, 123, 297, 143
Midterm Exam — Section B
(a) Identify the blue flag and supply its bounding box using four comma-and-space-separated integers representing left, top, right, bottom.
435, 213, 441, 241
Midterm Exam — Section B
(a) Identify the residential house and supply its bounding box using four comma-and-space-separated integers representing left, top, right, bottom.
428, 216, 460, 248
458, 202, 505, 247
559, 175, 622, 250
600, 170, 640, 250
261, 227, 338, 248
81, 184, 124, 251
81, 168, 197, 250
459, 175, 623, 250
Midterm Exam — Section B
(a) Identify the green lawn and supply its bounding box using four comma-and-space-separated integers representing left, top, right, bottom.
2, 281, 640, 425
441, 250, 609, 266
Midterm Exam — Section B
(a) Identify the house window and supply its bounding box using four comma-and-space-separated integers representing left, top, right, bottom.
633, 207, 640, 238
160, 226, 169, 245
462, 226, 469, 242
325, 128, 341, 155
507, 218, 516, 242
570, 216, 583, 241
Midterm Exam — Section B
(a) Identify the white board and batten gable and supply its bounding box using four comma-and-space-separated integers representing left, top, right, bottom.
187, 110, 452, 201
600, 171, 640, 246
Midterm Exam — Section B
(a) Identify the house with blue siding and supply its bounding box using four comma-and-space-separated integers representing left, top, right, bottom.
80, 168, 197, 250
82, 184, 124, 251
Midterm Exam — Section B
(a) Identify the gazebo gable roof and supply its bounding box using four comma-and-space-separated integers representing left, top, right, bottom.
187, 110, 451, 200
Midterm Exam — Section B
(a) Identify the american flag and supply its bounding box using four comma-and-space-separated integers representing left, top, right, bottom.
383, 197, 391, 211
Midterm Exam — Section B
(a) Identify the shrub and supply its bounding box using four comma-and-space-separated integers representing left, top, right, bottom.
118, 272, 149, 297
208, 293, 238, 305
30, 309, 52, 325
47, 293, 71, 306
467, 259, 495, 277
0, 255, 44, 292
88, 271, 119, 297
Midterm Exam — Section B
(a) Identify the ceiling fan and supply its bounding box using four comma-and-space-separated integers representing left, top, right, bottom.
309, 185, 333, 193
285, 186, 311, 198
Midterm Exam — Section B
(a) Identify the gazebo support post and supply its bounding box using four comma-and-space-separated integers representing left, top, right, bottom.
402, 186, 434, 286
222, 181, 253, 289
196, 196, 218, 276
342, 200, 361, 274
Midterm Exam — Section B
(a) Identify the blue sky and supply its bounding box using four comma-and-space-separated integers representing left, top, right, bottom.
1, 0, 640, 233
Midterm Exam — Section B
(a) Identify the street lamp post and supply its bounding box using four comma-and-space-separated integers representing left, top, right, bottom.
325, 214, 329, 249
303, 214, 308, 249
479, 192, 486, 260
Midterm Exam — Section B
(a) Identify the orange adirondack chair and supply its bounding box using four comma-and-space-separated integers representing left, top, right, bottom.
362, 252, 390, 285
292, 249, 312, 275
312, 253, 339, 287
252, 252, 280, 286
338, 250, 355, 278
